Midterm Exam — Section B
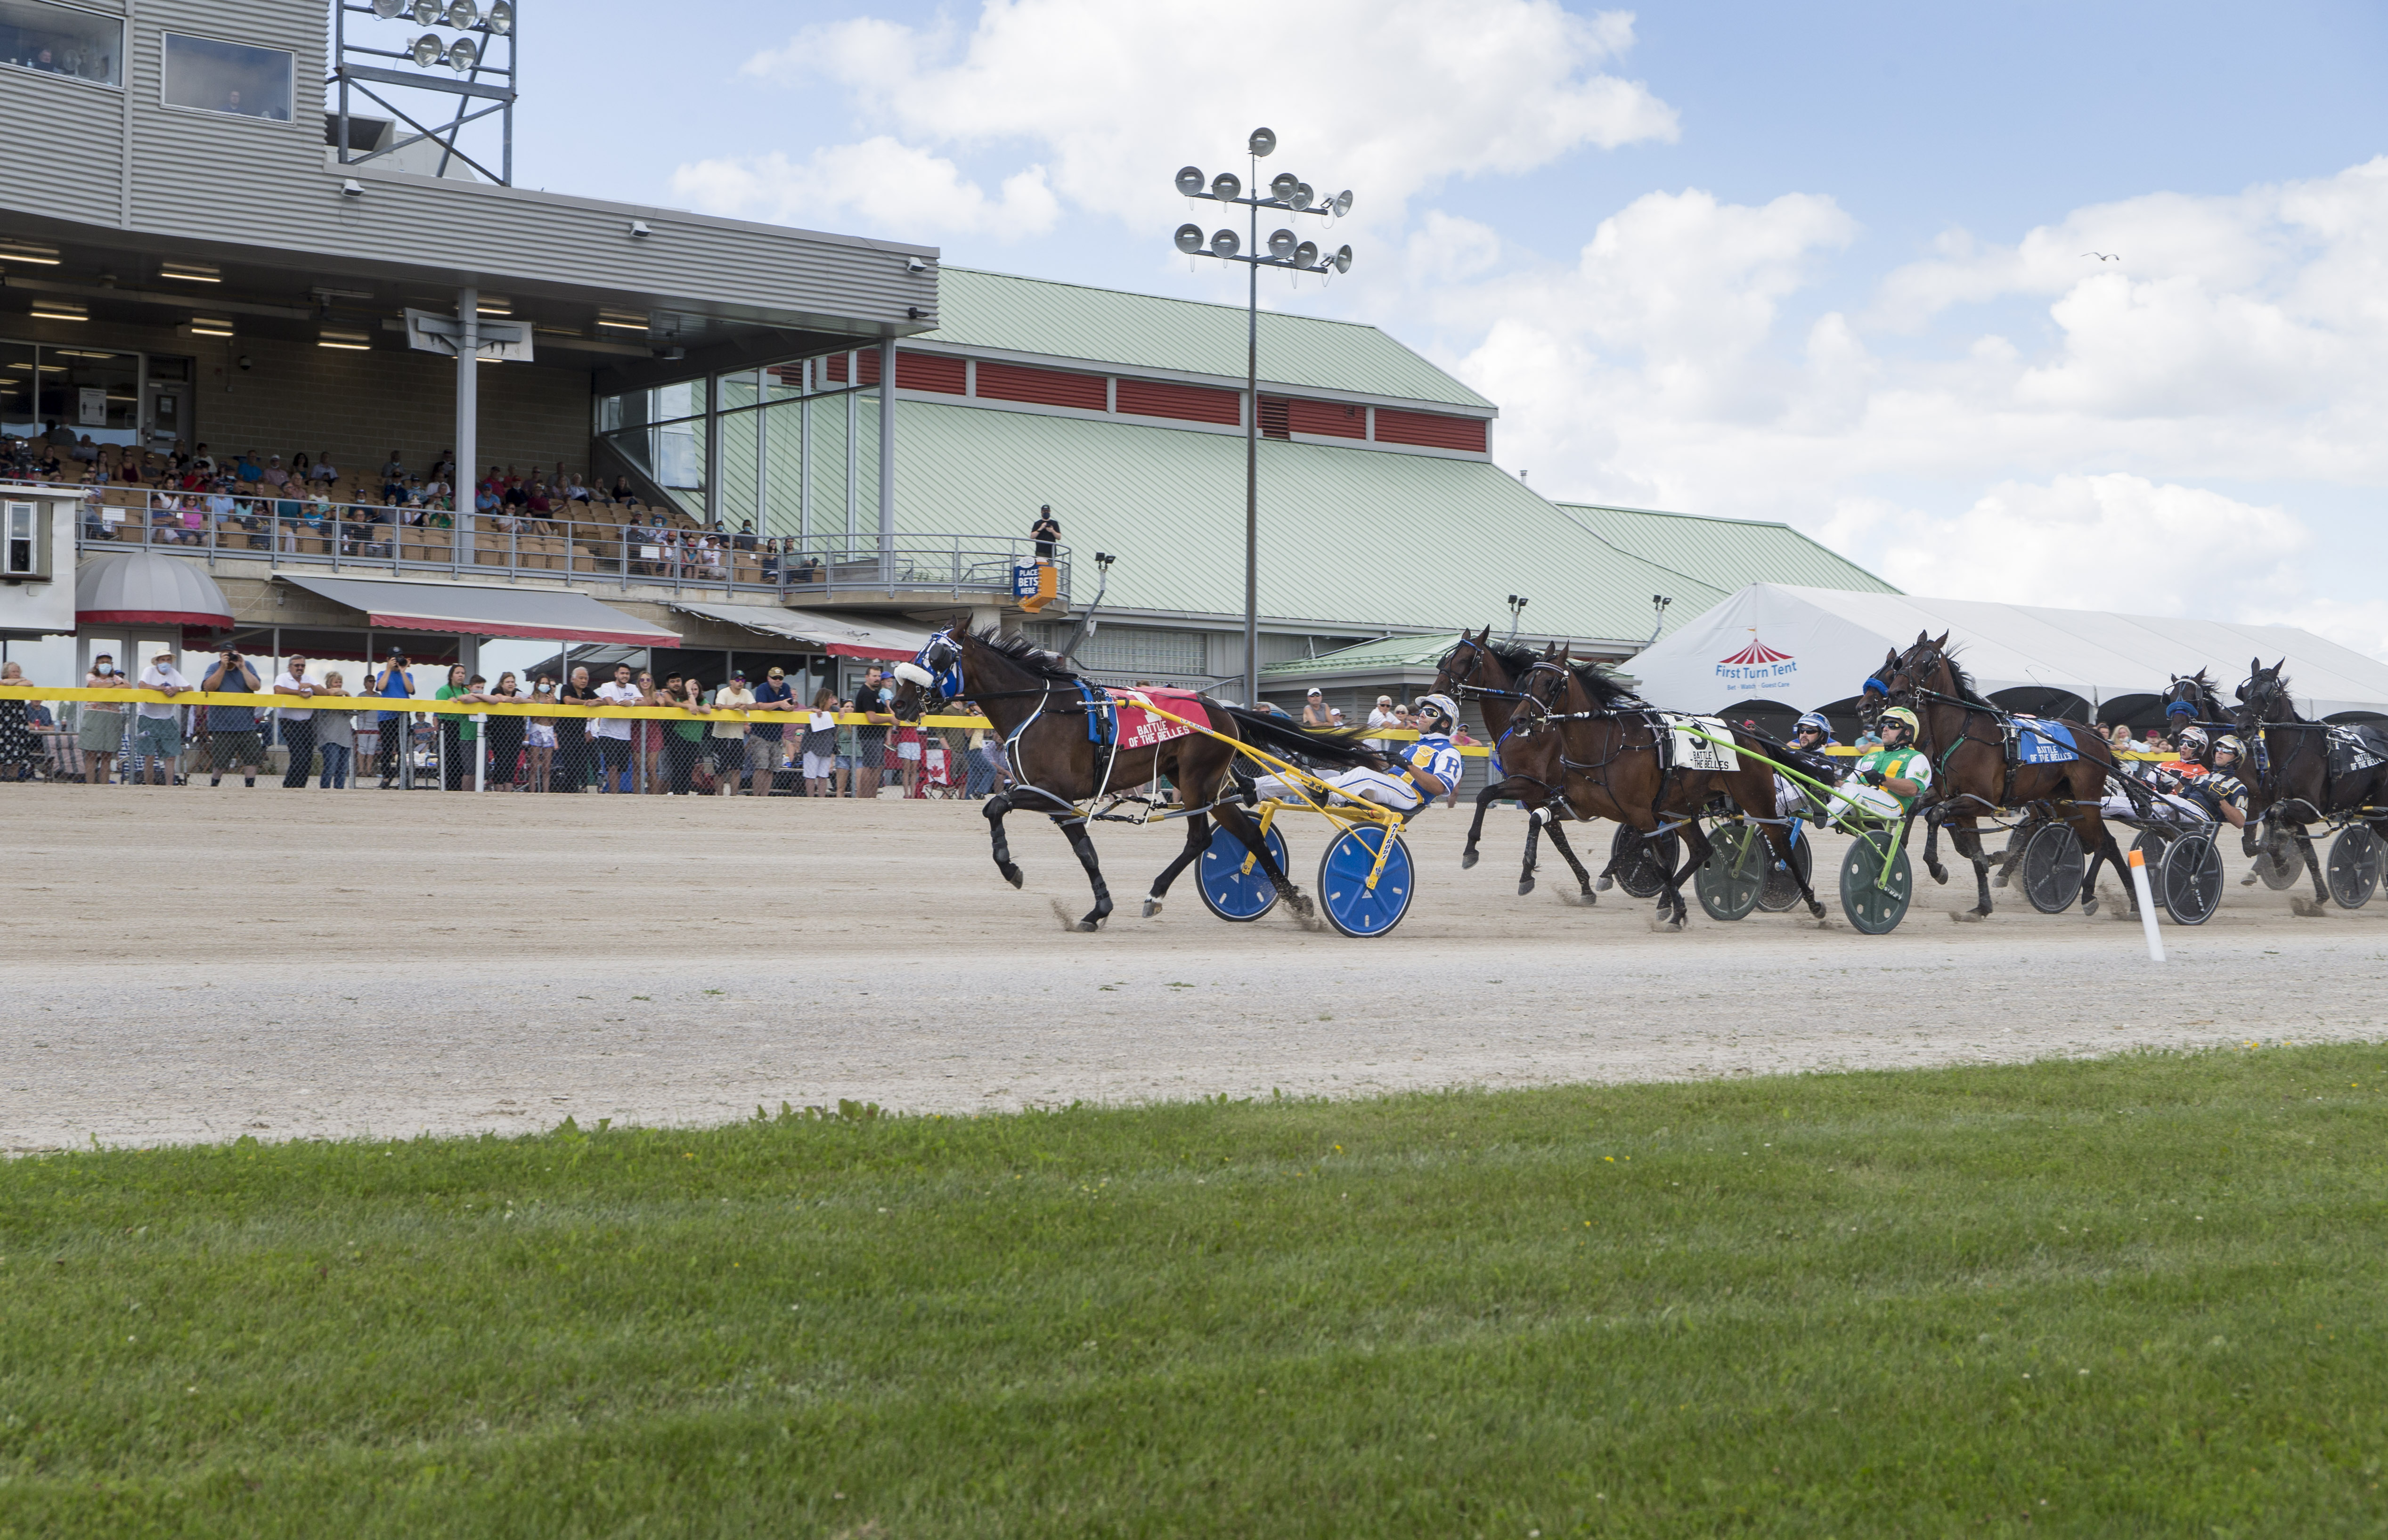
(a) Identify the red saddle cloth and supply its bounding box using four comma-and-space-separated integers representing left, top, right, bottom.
1108, 686, 1213, 750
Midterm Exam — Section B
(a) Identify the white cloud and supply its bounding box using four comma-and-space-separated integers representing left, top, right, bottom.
706, 0, 1674, 244
672, 138, 1060, 238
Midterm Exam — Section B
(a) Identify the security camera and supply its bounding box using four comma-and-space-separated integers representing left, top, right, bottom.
906, 306, 924, 321
236, 355, 253, 371
628, 220, 652, 237
340, 178, 365, 198
905, 256, 928, 274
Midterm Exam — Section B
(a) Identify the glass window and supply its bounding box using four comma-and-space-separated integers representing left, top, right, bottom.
37, 348, 140, 448
5, 503, 37, 576
0, 341, 35, 440
0, 0, 120, 86
161, 31, 292, 122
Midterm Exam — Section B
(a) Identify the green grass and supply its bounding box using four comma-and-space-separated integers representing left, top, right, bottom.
6, 1047, 2388, 1537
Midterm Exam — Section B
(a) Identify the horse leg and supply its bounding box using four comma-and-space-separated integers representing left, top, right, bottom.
2075, 807, 2119, 917
1923, 807, 1949, 884
1519, 803, 1548, 896
1541, 813, 1597, 901
1053, 814, 1114, 931
1756, 817, 1825, 919
984, 793, 1024, 888
1948, 816, 1993, 916
1991, 820, 2034, 888
2297, 826, 2330, 912
1462, 779, 1512, 870
1144, 809, 1209, 918
1656, 821, 1708, 928
1214, 803, 1310, 919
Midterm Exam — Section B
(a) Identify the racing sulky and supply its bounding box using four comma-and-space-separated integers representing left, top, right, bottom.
2233, 658, 2388, 909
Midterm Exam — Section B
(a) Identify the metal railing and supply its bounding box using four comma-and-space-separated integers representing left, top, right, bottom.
59, 485, 1070, 606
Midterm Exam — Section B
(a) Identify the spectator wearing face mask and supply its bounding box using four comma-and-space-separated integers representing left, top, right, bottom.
79, 651, 126, 785
134, 649, 193, 786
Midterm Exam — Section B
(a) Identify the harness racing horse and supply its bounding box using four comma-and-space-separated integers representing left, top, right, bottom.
1506, 653, 1826, 927
2163, 668, 2233, 735
2233, 659, 2388, 908
1429, 629, 1598, 900
889, 626, 1387, 931
1880, 631, 2131, 917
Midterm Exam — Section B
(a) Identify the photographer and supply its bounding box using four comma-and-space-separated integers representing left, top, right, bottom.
199, 645, 265, 788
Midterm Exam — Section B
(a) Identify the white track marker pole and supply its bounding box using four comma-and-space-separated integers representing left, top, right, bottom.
2127, 847, 2165, 961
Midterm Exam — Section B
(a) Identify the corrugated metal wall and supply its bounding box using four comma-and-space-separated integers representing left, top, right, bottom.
0, 57, 126, 225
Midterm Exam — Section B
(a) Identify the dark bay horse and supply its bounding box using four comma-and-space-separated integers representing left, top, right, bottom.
1429, 629, 1598, 899
2233, 659, 2388, 907
1507, 654, 1825, 927
1880, 631, 2130, 917
889, 626, 1386, 930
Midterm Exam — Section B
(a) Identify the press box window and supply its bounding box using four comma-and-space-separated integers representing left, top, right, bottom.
0, 0, 122, 86
161, 31, 292, 122
3, 502, 50, 580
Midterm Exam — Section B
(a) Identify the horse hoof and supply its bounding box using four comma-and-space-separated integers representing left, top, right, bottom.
1808, 901, 1827, 920
1991, 873, 2010, 889
999, 863, 1024, 889
1928, 863, 1948, 884
1077, 919, 1104, 932
1949, 910, 1983, 923
1461, 849, 1479, 870
1288, 892, 1314, 919
1518, 877, 1537, 897
2292, 896, 2329, 918
1141, 898, 1162, 919
1595, 877, 1614, 893
2082, 895, 2100, 917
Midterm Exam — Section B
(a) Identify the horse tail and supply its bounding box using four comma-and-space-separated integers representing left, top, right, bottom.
1220, 708, 1386, 771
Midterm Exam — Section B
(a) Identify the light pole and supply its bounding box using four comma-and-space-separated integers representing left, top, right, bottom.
1506, 594, 1529, 644
1172, 127, 1354, 707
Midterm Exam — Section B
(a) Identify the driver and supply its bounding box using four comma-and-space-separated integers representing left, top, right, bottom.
1249, 693, 1463, 813
2099, 724, 2236, 827
1827, 706, 1929, 823
1776, 710, 1841, 819
2205, 734, 2250, 829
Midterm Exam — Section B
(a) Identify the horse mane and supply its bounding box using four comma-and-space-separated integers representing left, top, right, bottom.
1938, 651, 1998, 709
1483, 641, 1540, 677
1568, 660, 1638, 708
2254, 668, 2308, 722
969, 627, 1078, 682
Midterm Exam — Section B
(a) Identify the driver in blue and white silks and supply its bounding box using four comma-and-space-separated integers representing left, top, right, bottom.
1250, 693, 1464, 813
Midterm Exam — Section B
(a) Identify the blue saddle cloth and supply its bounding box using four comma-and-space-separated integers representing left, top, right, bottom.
1077, 681, 1117, 746
2013, 717, 2081, 766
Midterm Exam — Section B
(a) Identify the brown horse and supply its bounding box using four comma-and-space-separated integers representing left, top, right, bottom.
889, 625, 1386, 930
1429, 629, 1599, 899
2234, 658, 2388, 908
1879, 631, 2131, 917
1507, 653, 1825, 927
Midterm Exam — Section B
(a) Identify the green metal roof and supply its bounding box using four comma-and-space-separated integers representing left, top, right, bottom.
1553, 502, 1897, 598
923, 267, 1494, 411
1262, 633, 1455, 678
894, 400, 1697, 645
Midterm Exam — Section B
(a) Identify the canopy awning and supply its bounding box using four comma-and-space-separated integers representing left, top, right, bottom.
276, 574, 676, 647
667, 601, 932, 661
75, 551, 235, 631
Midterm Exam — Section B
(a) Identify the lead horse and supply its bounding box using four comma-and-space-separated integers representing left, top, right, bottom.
1429, 629, 1599, 899
889, 626, 1387, 930
1879, 631, 2131, 917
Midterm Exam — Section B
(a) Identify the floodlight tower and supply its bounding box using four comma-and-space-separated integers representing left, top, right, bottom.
1172, 129, 1354, 707
334, 0, 520, 185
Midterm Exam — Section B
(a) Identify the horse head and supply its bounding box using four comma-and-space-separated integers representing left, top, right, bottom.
1429, 626, 1497, 701
2234, 657, 2294, 734
1858, 646, 1900, 725
2163, 668, 2224, 730
889, 626, 967, 723
1880, 632, 1954, 716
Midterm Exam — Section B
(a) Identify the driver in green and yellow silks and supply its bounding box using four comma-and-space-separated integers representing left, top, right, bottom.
1832, 706, 1932, 823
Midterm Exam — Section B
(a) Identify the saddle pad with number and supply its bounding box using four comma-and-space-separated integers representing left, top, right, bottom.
2012, 716, 2082, 765
1110, 687, 1213, 751
1662, 714, 1740, 773
2326, 724, 2388, 779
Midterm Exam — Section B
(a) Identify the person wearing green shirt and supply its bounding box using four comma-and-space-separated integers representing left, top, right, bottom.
434, 667, 484, 791
1834, 706, 1931, 823
662, 672, 706, 795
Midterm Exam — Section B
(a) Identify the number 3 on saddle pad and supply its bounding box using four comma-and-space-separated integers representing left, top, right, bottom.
1197, 822, 1289, 922
1318, 826, 1416, 938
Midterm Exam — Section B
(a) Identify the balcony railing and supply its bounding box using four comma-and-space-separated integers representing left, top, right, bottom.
62, 486, 1069, 607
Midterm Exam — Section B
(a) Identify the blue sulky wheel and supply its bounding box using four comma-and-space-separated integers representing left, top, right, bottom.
1197, 821, 1287, 922
1317, 826, 1416, 938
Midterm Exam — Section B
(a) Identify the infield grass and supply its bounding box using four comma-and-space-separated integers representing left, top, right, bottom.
6, 1044, 2388, 1538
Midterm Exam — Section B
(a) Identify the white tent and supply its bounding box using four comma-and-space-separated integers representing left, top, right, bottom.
1628, 584, 2388, 724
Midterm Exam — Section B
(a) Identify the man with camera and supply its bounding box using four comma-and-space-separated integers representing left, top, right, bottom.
198, 645, 265, 787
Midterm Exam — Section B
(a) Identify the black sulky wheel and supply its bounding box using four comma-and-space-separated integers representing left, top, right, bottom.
2253, 828, 2304, 890
2131, 825, 2178, 864
1611, 824, 1680, 900
1694, 823, 1766, 922
2020, 823, 2086, 914
1755, 829, 1816, 913
2158, 831, 2225, 925
1838, 829, 1913, 935
2326, 825, 2380, 909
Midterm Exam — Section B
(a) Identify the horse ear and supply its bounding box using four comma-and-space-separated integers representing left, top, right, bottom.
2274, 657, 2286, 675
1932, 630, 1950, 649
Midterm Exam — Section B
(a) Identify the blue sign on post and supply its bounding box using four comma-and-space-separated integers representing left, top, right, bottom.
1013, 564, 1040, 598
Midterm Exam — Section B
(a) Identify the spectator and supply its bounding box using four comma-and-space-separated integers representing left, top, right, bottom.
624, 669, 665, 794
433, 665, 476, 790
562, 472, 590, 502
524, 675, 559, 792
381, 450, 407, 494
555, 665, 597, 791
272, 651, 319, 788
472, 671, 522, 791
1031, 504, 1060, 562
0, 661, 37, 782
833, 700, 859, 798
852, 666, 893, 798
234, 449, 262, 481
133, 648, 192, 786
610, 474, 635, 503
1302, 687, 1331, 727
733, 520, 758, 553
749, 665, 795, 794
593, 662, 641, 792
260, 455, 289, 490
371, 648, 414, 788
72, 434, 100, 464
1365, 694, 1400, 751
313, 672, 356, 789
709, 669, 756, 796
660, 673, 704, 794
198, 646, 265, 787
800, 688, 840, 797
189, 440, 215, 471
893, 709, 923, 798
79, 650, 126, 786
309, 453, 337, 484
964, 708, 1002, 800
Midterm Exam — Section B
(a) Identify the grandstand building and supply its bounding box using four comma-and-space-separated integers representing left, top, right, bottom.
4, 0, 1893, 709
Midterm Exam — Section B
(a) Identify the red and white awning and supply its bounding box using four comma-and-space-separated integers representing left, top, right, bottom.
667, 601, 932, 661
75, 551, 236, 631
277, 574, 676, 647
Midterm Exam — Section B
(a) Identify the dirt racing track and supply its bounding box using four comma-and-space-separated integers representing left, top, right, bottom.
4, 788, 2384, 1152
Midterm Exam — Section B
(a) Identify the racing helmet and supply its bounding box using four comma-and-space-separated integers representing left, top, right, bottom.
1877, 706, 1919, 740
1412, 693, 1460, 735
1793, 711, 1831, 739
2175, 724, 2209, 755
2213, 733, 2243, 759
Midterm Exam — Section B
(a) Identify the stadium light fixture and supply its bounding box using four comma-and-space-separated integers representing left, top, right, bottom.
29, 301, 88, 322
595, 309, 649, 331
0, 241, 61, 265
409, 32, 444, 66
372, 0, 404, 16
158, 260, 220, 283
318, 328, 373, 350
189, 318, 234, 338
1166, 126, 1355, 707
410, 0, 440, 23
485, 0, 513, 34
446, 34, 478, 71
444, 0, 479, 27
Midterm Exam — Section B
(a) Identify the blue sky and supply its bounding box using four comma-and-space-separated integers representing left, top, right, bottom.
492, 1, 2388, 653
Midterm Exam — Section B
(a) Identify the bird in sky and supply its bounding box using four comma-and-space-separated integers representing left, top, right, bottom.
2082, 251, 2121, 261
